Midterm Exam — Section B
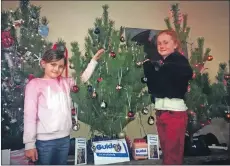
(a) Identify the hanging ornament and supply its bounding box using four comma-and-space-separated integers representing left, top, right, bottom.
120, 36, 125, 42
141, 107, 149, 115
100, 100, 107, 109
116, 84, 123, 91
71, 85, 79, 93
136, 61, 143, 68
200, 104, 205, 108
192, 73, 196, 79
118, 131, 126, 139
1, 30, 14, 48
97, 77, 103, 83
14, 75, 22, 85
69, 63, 74, 69
94, 27, 100, 34
224, 74, 230, 80
38, 24, 49, 37
114, 143, 122, 152
87, 85, 93, 92
207, 55, 213, 61
141, 77, 148, 83
71, 108, 76, 116
148, 116, 155, 125
109, 51, 116, 58
92, 88, 97, 98
72, 122, 80, 131
116, 69, 123, 91
13, 19, 24, 28
127, 111, 135, 118
31, 11, 37, 19
154, 60, 164, 71
187, 85, 191, 92
38, 16, 49, 37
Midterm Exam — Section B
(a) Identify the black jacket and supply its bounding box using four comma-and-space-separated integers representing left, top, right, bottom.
143, 52, 193, 99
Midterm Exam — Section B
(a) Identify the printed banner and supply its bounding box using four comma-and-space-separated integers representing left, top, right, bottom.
147, 134, 160, 159
92, 139, 130, 165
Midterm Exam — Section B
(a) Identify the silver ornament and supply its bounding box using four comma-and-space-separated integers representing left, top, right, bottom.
100, 100, 107, 109
148, 116, 155, 125
118, 132, 126, 139
142, 107, 149, 115
72, 123, 80, 131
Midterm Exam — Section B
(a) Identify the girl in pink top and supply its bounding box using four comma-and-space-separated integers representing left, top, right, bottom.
24, 48, 105, 165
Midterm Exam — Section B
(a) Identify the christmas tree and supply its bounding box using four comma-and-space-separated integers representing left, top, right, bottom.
1, 0, 51, 150
69, 4, 150, 137
165, 3, 229, 140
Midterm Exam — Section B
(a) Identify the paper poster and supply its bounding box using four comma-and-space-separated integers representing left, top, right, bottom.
147, 134, 160, 159
1, 149, 10, 165
74, 138, 87, 165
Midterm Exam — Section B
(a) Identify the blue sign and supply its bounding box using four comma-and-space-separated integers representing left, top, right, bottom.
93, 139, 130, 165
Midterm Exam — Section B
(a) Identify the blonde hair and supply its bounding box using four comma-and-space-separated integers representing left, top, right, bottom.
156, 29, 183, 53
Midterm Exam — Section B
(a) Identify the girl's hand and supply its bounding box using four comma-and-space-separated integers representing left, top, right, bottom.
92, 49, 105, 61
25, 148, 38, 162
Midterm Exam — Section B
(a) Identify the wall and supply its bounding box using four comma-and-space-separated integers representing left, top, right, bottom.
2, 1, 229, 141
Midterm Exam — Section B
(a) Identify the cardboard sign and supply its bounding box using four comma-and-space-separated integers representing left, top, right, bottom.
92, 139, 130, 165
74, 138, 87, 165
147, 134, 160, 159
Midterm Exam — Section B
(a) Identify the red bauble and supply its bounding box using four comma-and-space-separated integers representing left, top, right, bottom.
71, 108, 76, 116
1, 30, 14, 48
224, 74, 230, 80
127, 111, 134, 118
97, 77, 103, 83
72, 85, 79, 93
227, 113, 230, 119
192, 73, 196, 79
110, 51, 116, 58
207, 55, 213, 61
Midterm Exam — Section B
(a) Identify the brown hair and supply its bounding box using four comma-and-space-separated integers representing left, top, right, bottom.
156, 29, 183, 53
42, 49, 67, 65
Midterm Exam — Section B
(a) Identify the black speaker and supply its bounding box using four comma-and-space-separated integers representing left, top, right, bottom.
184, 135, 211, 156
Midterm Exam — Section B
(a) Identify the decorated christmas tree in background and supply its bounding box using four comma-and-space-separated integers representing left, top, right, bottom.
1, 0, 51, 150
69, 4, 151, 137
165, 3, 230, 141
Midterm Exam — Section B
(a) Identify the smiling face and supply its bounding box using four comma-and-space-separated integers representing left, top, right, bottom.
157, 33, 178, 58
41, 58, 65, 79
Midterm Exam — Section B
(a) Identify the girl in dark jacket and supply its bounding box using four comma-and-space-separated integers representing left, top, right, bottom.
143, 30, 193, 165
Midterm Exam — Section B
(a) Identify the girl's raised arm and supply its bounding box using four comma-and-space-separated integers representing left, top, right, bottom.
80, 49, 105, 83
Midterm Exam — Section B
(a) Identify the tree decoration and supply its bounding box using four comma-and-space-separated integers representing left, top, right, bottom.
148, 116, 155, 125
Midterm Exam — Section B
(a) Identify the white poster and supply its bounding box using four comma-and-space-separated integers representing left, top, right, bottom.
1, 149, 10, 165
75, 138, 87, 165
92, 139, 130, 165
147, 134, 160, 159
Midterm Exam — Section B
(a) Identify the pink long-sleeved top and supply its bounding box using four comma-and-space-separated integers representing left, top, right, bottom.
23, 59, 98, 150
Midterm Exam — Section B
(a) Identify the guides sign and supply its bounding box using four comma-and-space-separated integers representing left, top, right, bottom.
92, 139, 130, 165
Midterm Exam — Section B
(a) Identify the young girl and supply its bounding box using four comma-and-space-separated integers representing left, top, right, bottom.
143, 30, 193, 165
23, 48, 105, 165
